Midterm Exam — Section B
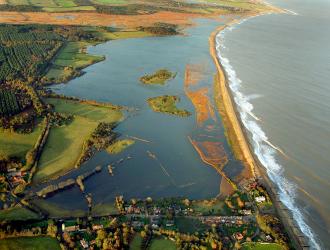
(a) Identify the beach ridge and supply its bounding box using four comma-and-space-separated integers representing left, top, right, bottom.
209, 21, 261, 179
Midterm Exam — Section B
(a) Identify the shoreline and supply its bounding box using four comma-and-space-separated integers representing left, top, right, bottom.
209, 18, 310, 249
209, 21, 261, 179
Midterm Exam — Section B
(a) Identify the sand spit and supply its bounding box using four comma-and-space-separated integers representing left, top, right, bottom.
210, 22, 260, 179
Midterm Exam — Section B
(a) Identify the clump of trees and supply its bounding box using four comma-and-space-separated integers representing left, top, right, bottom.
95, 223, 134, 249
76, 122, 118, 167
139, 23, 179, 36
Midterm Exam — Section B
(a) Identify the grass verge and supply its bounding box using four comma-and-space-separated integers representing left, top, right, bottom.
0, 236, 61, 250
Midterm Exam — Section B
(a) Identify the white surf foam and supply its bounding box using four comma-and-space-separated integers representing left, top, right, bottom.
215, 20, 321, 250
284, 8, 299, 16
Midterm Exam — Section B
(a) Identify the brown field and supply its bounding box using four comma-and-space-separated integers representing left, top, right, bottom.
0, 11, 220, 28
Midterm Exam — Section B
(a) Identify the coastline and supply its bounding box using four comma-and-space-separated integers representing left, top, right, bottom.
209, 19, 310, 249
209, 21, 260, 179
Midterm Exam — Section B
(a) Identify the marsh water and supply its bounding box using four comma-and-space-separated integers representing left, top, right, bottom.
216, 1, 330, 248
48, 18, 245, 212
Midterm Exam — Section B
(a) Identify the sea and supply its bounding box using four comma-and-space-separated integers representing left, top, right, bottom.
215, 0, 330, 249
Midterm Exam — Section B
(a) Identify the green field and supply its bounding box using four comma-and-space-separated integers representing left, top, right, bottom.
7, 0, 96, 12
46, 41, 104, 83
0, 122, 44, 160
242, 242, 284, 250
191, 199, 230, 215
101, 30, 154, 40
0, 205, 40, 221
149, 238, 176, 250
130, 234, 143, 250
0, 236, 61, 250
34, 98, 122, 182
53, 42, 103, 68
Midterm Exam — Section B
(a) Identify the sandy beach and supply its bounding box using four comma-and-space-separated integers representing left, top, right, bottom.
209, 23, 261, 179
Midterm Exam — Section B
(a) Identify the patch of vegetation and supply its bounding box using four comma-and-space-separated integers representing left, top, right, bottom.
130, 234, 143, 250
149, 237, 176, 250
147, 95, 191, 117
46, 41, 104, 83
76, 122, 118, 167
0, 120, 44, 160
1, 0, 274, 14
0, 25, 63, 84
0, 4, 43, 12
191, 198, 230, 216
140, 69, 176, 85
139, 23, 179, 36
175, 217, 210, 234
0, 89, 24, 117
106, 139, 135, 154
0, 236, 61, 250
256, 214, 289, 248
30, 199, 86, 218
0, 205, 41, 222
242, 242, 284, 250
92, 203, 119, 216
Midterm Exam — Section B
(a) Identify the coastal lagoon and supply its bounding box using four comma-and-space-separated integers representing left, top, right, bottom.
47, 18, 245, 209
217, 0, 330, 248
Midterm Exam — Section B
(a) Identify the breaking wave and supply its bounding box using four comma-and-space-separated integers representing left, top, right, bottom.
215, 18, 320, 250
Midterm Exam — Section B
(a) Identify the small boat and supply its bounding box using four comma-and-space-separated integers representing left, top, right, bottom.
108, 165, 114, 175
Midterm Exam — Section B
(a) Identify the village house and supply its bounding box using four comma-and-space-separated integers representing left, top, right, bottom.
235, 232, 244, 241
240, 209, 252, 215
80, 239, 89, 249
255, 196, 266, 203
63, 225, 79, 233
92, 224, 103, 231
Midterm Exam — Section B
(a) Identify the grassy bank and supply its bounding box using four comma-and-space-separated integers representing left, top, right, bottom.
91, 203, 119, 216
31, 199, 86, 218
106, 139, 135, 154
46, 41, 105, 83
